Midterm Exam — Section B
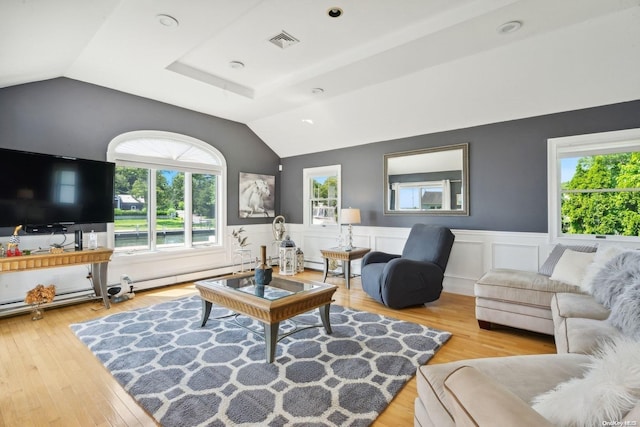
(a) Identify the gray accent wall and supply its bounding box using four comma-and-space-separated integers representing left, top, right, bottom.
280, 100, 640, 232
0, 78, 280, 232
2, 78, 639, 234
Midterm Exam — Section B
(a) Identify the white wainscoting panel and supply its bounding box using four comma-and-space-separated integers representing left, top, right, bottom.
445, 240, 484, 282
491, 242, 540, 271
286, 226, 549, 296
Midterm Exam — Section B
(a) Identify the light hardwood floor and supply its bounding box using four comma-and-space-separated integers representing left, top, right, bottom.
0, 270, 556, 426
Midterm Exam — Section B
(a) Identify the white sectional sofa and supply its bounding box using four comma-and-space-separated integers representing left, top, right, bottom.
414, 245, 640, 426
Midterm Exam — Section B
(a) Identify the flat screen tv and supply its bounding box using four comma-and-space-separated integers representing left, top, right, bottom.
0, 148, 115, 229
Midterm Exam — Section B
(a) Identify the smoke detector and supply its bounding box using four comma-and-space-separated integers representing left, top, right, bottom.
269, 30, 300, 49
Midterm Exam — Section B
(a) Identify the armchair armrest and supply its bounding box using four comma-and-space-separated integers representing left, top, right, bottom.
362, 251, 400, 266
379, 258, 445, 308
444, 366, 553, 427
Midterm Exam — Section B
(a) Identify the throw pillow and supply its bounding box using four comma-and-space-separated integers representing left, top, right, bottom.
590, 251, 640, 309
532, 336, 640, 427
549, 249, 596, 287
581, 245, 631, 294
608, 284, 640, 339
539, 244, 597, 276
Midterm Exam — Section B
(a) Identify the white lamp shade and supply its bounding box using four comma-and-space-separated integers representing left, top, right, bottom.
341, 208, 361, 225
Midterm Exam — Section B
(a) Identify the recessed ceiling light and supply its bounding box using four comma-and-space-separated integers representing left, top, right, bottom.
301, 119, 314, 124
327, 8, 343, 18
497, 20, 522, 35
311, 88, 324, 95
156, 14, 179, 28
229, 61, 245, 69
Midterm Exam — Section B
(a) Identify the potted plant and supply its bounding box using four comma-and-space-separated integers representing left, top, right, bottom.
231, 227, 249, 248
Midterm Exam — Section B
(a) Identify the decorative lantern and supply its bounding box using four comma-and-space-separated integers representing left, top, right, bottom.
296, 247, 304, 273
279, 235, 297, 275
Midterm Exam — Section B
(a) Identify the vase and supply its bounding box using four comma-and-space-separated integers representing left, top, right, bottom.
31, 304, 44, 321
254, 245, 272, 286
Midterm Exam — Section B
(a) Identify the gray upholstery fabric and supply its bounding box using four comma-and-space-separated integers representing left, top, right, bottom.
591, 251, 640, 308
361, 224, 454, 309
590, 251, 640, 339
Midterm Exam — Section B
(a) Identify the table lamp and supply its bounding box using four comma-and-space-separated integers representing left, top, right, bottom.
341, 208, 361, 251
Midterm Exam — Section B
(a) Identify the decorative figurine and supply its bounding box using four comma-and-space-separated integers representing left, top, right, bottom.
272, 215, 286, 242
7, 225, 22, 256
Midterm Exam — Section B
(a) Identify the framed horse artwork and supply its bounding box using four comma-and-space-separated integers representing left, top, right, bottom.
239, 172, 276, 218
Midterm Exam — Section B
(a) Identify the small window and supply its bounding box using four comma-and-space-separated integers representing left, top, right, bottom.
548, 128, 640, 241
303, 165, 341, 227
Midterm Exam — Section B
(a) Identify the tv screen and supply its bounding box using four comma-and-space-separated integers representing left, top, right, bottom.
0, 148, 115, 228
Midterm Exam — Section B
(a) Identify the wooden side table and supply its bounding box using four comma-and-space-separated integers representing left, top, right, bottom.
320, 247, 370, 289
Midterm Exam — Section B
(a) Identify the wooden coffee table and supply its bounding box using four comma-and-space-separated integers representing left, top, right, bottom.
320, 247, 370, 289
195, 274, 337, 363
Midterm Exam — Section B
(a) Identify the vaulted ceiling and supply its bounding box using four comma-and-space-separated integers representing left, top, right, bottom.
2, 0, 639, 157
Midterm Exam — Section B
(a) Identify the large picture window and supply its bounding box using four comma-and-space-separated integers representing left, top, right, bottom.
108, 131, 225, 252
548, 128, 640, 241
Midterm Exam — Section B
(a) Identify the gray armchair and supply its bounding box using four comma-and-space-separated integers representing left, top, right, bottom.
361, 224, 455, 308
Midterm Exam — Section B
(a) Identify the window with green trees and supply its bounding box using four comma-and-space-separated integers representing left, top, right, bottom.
549, 129, 640, 240
303, 165, 341, 227
561, 153, 640, 236
108, 131, 225, 252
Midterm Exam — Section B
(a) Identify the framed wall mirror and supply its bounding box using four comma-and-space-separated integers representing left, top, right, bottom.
384, 143, 469, 216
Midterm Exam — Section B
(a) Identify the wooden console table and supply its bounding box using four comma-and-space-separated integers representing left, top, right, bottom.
0, 248, 114, 310
320, 247, 370, 290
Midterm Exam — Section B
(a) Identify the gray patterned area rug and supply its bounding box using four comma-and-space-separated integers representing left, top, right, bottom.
70, 296, 451, 426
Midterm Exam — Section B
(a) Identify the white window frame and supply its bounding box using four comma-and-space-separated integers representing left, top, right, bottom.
392, 180, 451, 211
303, 164, 341, 229
107, 130, 227, 254
548, 128, 640, 243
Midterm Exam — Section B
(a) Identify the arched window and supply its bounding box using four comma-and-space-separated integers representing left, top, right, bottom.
107, 131, 226, 252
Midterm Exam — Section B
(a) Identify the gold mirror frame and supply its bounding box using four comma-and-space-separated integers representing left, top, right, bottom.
384, 143, 469, 216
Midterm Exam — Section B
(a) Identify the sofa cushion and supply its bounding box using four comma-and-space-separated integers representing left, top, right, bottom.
563, 317, 622, 354
551, 293, 615, 354
475, 269, 581, 308
552, 293, 610, 321
532, 336, 640, 427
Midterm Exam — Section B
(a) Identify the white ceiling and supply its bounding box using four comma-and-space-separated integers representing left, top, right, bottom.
2, 0, 639, 158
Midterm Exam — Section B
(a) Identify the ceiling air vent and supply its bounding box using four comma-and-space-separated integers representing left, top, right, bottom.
269, 30, 300, 49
